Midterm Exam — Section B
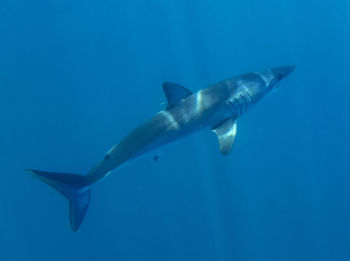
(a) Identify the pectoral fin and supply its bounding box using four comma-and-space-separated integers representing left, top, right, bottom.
163, 82, 192, 109
212, 118, 237, 155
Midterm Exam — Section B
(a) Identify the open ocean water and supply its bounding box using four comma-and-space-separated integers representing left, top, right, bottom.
1, 0, 350, 260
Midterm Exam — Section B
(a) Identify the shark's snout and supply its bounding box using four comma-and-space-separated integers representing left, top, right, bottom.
272, 65, 296, 80
266, 65, 296, 89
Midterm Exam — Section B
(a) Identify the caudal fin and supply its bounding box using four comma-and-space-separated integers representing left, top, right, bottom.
26, 169, 91, 231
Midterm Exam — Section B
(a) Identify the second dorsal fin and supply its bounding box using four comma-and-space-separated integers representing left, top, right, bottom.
163, 82, 192, 109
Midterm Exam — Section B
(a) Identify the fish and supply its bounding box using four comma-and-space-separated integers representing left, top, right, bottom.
26, 65, 295, 231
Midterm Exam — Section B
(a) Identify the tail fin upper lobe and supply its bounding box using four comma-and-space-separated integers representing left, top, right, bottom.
26, 169, 91, 231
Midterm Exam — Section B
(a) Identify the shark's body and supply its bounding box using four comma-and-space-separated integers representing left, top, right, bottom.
27, 66, 295, 231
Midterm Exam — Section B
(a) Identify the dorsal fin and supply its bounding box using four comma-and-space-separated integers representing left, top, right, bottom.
163, 82, 192, 109
212, 118, 237, 155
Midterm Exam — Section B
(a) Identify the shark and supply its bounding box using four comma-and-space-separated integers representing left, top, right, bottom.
27, 65, 295, 231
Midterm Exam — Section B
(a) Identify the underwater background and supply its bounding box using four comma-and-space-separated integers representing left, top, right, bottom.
1, 0, 350, 260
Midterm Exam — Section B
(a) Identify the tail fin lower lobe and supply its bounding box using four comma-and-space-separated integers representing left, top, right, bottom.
26, 169, 91, 231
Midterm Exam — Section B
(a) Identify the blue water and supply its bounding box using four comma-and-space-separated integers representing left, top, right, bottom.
1, 0, 350, 260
